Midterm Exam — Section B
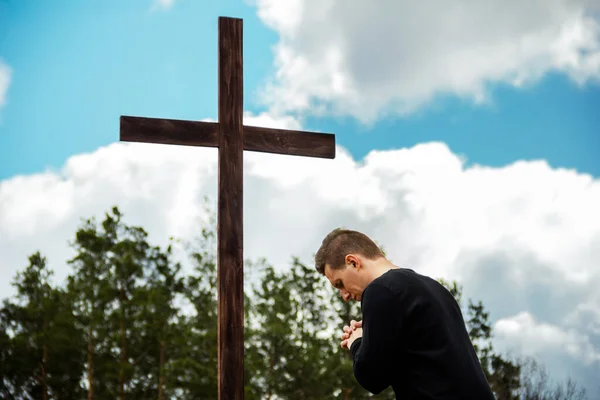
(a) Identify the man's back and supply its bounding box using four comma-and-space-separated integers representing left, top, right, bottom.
349, 268, 495, 399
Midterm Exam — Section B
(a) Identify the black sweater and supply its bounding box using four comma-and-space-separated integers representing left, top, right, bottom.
349, 268, 495, 399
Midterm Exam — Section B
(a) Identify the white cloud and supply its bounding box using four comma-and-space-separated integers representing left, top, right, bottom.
253, 0, 600, 122
0, 59, 12, 110
151, 0, 176, 11
1, 112, 599, 395
495, 311, 600, 365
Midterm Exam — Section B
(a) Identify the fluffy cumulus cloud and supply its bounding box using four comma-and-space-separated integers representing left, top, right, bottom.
0, 59, 12, 110
1, 113, 599, 395
253, 0, 600, 122
495, 312, 600, 365
151, 0, 175, 11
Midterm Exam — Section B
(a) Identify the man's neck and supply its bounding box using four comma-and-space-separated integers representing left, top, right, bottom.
367, 259, 400, 281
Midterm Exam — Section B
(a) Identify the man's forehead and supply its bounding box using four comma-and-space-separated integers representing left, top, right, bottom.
324, 264, 343, 284
324, 264, 336, 280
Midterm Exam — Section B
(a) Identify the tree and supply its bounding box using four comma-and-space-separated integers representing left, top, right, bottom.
67, 206, 187, 399
0, 206, 590, 399
161, 217, 221, 399
244, 257, 345, 398
0, 252, 85, 399
125, 239, 186, 399
66, 212, 114, 400
516, 356, 587, 400
0, 316, 10, 397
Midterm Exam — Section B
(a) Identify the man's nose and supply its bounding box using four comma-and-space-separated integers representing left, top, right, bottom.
340, 290, 351, 302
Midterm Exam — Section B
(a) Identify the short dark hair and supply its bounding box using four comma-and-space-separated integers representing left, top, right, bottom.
314, 228, 385, 275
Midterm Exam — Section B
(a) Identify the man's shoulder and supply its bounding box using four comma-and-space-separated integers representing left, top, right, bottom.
361, 269, 414, 302
365, 268, 439, 301
372, 268, 421, 289
359, 270, 418, 314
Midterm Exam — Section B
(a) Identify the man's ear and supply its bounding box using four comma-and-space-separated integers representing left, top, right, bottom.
345, 254, 359, 269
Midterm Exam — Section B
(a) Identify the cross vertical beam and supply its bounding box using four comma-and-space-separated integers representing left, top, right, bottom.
119, 15, 336, 400
217, 17, 244, 399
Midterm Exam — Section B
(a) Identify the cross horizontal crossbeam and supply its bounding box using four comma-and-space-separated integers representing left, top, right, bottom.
120, 116, 335, 159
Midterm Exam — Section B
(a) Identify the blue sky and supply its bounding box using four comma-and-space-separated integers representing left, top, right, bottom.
1, 0, 598, 180
1, 0, 600, 397
0, 0, 278, 178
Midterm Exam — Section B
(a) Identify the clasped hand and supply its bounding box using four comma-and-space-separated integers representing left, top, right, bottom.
340, 319, 362, 350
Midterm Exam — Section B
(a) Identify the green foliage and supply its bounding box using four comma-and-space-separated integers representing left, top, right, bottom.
1, 252, 85, 399
244, 256, 373, 398
0, 206, 589, 399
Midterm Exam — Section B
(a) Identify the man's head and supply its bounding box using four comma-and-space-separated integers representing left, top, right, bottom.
315, 228, 388, 302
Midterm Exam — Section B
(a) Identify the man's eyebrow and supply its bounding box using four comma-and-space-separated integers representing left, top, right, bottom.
333, 279, 343, 289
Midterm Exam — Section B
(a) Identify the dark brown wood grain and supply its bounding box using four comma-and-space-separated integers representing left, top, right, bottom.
120, 116, 219, 148
121, 116, 335, 159
118, 16, 336, 400
217, 16, 244, 400
244, 125, 335, 158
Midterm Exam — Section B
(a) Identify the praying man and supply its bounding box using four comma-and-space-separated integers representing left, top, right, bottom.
314, 228, 496, 399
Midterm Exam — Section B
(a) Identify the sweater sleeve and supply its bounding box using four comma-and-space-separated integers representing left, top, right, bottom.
349, 283, 401, 394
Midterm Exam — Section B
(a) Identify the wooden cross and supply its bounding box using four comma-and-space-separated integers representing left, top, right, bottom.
119, 16, 335, 399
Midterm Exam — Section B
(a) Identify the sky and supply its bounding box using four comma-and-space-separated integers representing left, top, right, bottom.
1, 0, 600, 396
